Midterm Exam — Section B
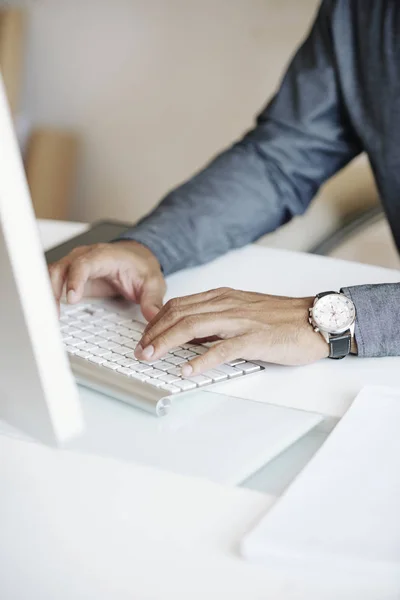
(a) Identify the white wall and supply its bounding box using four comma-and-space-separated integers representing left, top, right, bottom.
22, 0, 320, 224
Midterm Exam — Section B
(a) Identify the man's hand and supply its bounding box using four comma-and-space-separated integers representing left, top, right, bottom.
48, 241, 166, 321
135, 287, 329, 374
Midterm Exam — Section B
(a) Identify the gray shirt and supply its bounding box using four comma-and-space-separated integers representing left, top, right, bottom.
118, 0, 400, 358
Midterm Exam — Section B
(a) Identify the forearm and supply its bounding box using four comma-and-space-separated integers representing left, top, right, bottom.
119, 141, 302, 275
119, 0, 361, 275
342, 283, 400, 357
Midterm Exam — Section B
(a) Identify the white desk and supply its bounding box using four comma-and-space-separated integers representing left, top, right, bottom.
1, 219, 399, 600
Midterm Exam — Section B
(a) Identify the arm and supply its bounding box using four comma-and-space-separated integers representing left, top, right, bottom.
119, 0, 362, 275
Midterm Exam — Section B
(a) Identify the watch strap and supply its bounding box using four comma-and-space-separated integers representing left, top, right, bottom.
328, 330, 351, 360
316, 290, 337, 300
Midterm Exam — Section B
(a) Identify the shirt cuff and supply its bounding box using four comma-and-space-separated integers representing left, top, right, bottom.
342, 283, 400, 358
113, 225, 185, 276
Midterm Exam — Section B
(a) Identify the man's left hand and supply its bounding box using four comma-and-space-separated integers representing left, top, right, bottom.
135, 287, 329, 376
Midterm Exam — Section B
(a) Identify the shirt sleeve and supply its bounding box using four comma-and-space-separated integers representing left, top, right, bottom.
117, 0, 361, 275
342, 284, 400, 357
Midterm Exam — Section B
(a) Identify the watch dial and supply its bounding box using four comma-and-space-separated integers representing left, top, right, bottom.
312, 294, 355, 334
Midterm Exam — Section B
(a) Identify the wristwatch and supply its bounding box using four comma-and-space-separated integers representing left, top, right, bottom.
308, 291, 356, 359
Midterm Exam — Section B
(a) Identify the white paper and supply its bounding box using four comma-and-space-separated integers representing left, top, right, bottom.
242, 386, 400, 587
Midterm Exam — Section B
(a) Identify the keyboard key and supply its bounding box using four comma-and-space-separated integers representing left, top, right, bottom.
107, 352, 123, 362
131, 363, 153, 373
78, 342, 97, 352
115, 357, 138, 367
201, 369, 228, 382
99, 320, 118, 330
66, 345, 79, 355
146, 368, 165, 378
61, 335, 74, 343
97, 340, 119, 351
110, 335, 131, 345
115, 327, 132, 337
107, 314, 126, 324
152, 361, 172, 372
146, 378, 164, 387
188, 345, 208, 355
164, 355, 186, 366
240, 362, 261, 373
166, 366, 182, 376
84, 326, 107, 336
63, 326, 80, 335
88, 355, 108, 365
112, 346, 134, 357
185, 374, 212, 387
67, 337, 86, 347
102, 361, 120, 370
73, 331, 95, 341
123, 340, 138, 350
76, 313, 92, 321
130, 372, 150, 382
131, 321, 146, 333
90, 348, 112, 358
174, 379, 197, 392
227, 359, 246, 367
67, 320, 82, 328
214, 364, 243, 378
127, 330, 142, 341
75, 350, 92, 359
173, 349, 196, 360
117, 367, 135, 376
160, 384, 180, 394
159, 373, 181, 384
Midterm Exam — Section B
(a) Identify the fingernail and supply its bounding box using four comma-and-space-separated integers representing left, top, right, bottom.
67, 290, 77, 304
181, 364, 193, 377
142, 345, 154, 359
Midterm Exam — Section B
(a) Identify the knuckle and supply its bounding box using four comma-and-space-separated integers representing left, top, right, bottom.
167, 297, 181, 309
167, 307, 181, 322
219, 286, 233, 295
215, 344, 229, 362
155, 333, 169, 351
182, 316, 197, 335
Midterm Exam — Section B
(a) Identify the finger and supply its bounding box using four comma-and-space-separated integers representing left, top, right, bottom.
65, 258, 95, 304
181, 336, 249, 376
142, 292, 233, 339
138, 276, 166, 322
142, 288, 232, 335
48, 260, 69, 304
135, 313, 242, 362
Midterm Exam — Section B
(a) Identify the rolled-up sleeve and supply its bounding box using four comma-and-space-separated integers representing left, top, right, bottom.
342, 284, 400, 357
117, 0, 361, 275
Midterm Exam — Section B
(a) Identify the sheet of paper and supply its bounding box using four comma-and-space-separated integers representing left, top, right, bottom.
242, 386, 400, 589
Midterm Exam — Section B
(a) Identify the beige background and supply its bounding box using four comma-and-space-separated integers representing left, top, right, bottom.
21, 0, 378, 250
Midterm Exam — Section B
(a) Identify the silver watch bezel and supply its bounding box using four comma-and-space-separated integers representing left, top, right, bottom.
309, 292, 356, 336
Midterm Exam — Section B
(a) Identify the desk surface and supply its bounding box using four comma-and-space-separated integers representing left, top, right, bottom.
2, 219, 397, 600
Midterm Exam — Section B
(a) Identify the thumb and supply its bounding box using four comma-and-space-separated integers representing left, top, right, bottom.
139, 276, 165, 321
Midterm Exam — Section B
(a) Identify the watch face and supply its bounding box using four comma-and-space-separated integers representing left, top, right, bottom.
312, 293, 355, 334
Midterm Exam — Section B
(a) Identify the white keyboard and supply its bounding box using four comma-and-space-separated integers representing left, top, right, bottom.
60, 303, 264, 416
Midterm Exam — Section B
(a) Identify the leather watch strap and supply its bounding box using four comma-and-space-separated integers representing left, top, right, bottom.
328, 330, 351, 360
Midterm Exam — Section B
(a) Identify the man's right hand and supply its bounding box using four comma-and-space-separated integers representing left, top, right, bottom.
48, 240, 166, 322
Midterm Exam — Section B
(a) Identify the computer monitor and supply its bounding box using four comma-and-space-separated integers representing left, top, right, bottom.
0, 73, 84, 444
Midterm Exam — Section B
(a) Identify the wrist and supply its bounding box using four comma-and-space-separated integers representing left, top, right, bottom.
351, 336, 358, 355
114, 239, 163, 272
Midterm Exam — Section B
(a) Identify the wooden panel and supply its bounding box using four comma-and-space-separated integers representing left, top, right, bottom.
25, 128, 79, 220
0, 9, 25, 114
